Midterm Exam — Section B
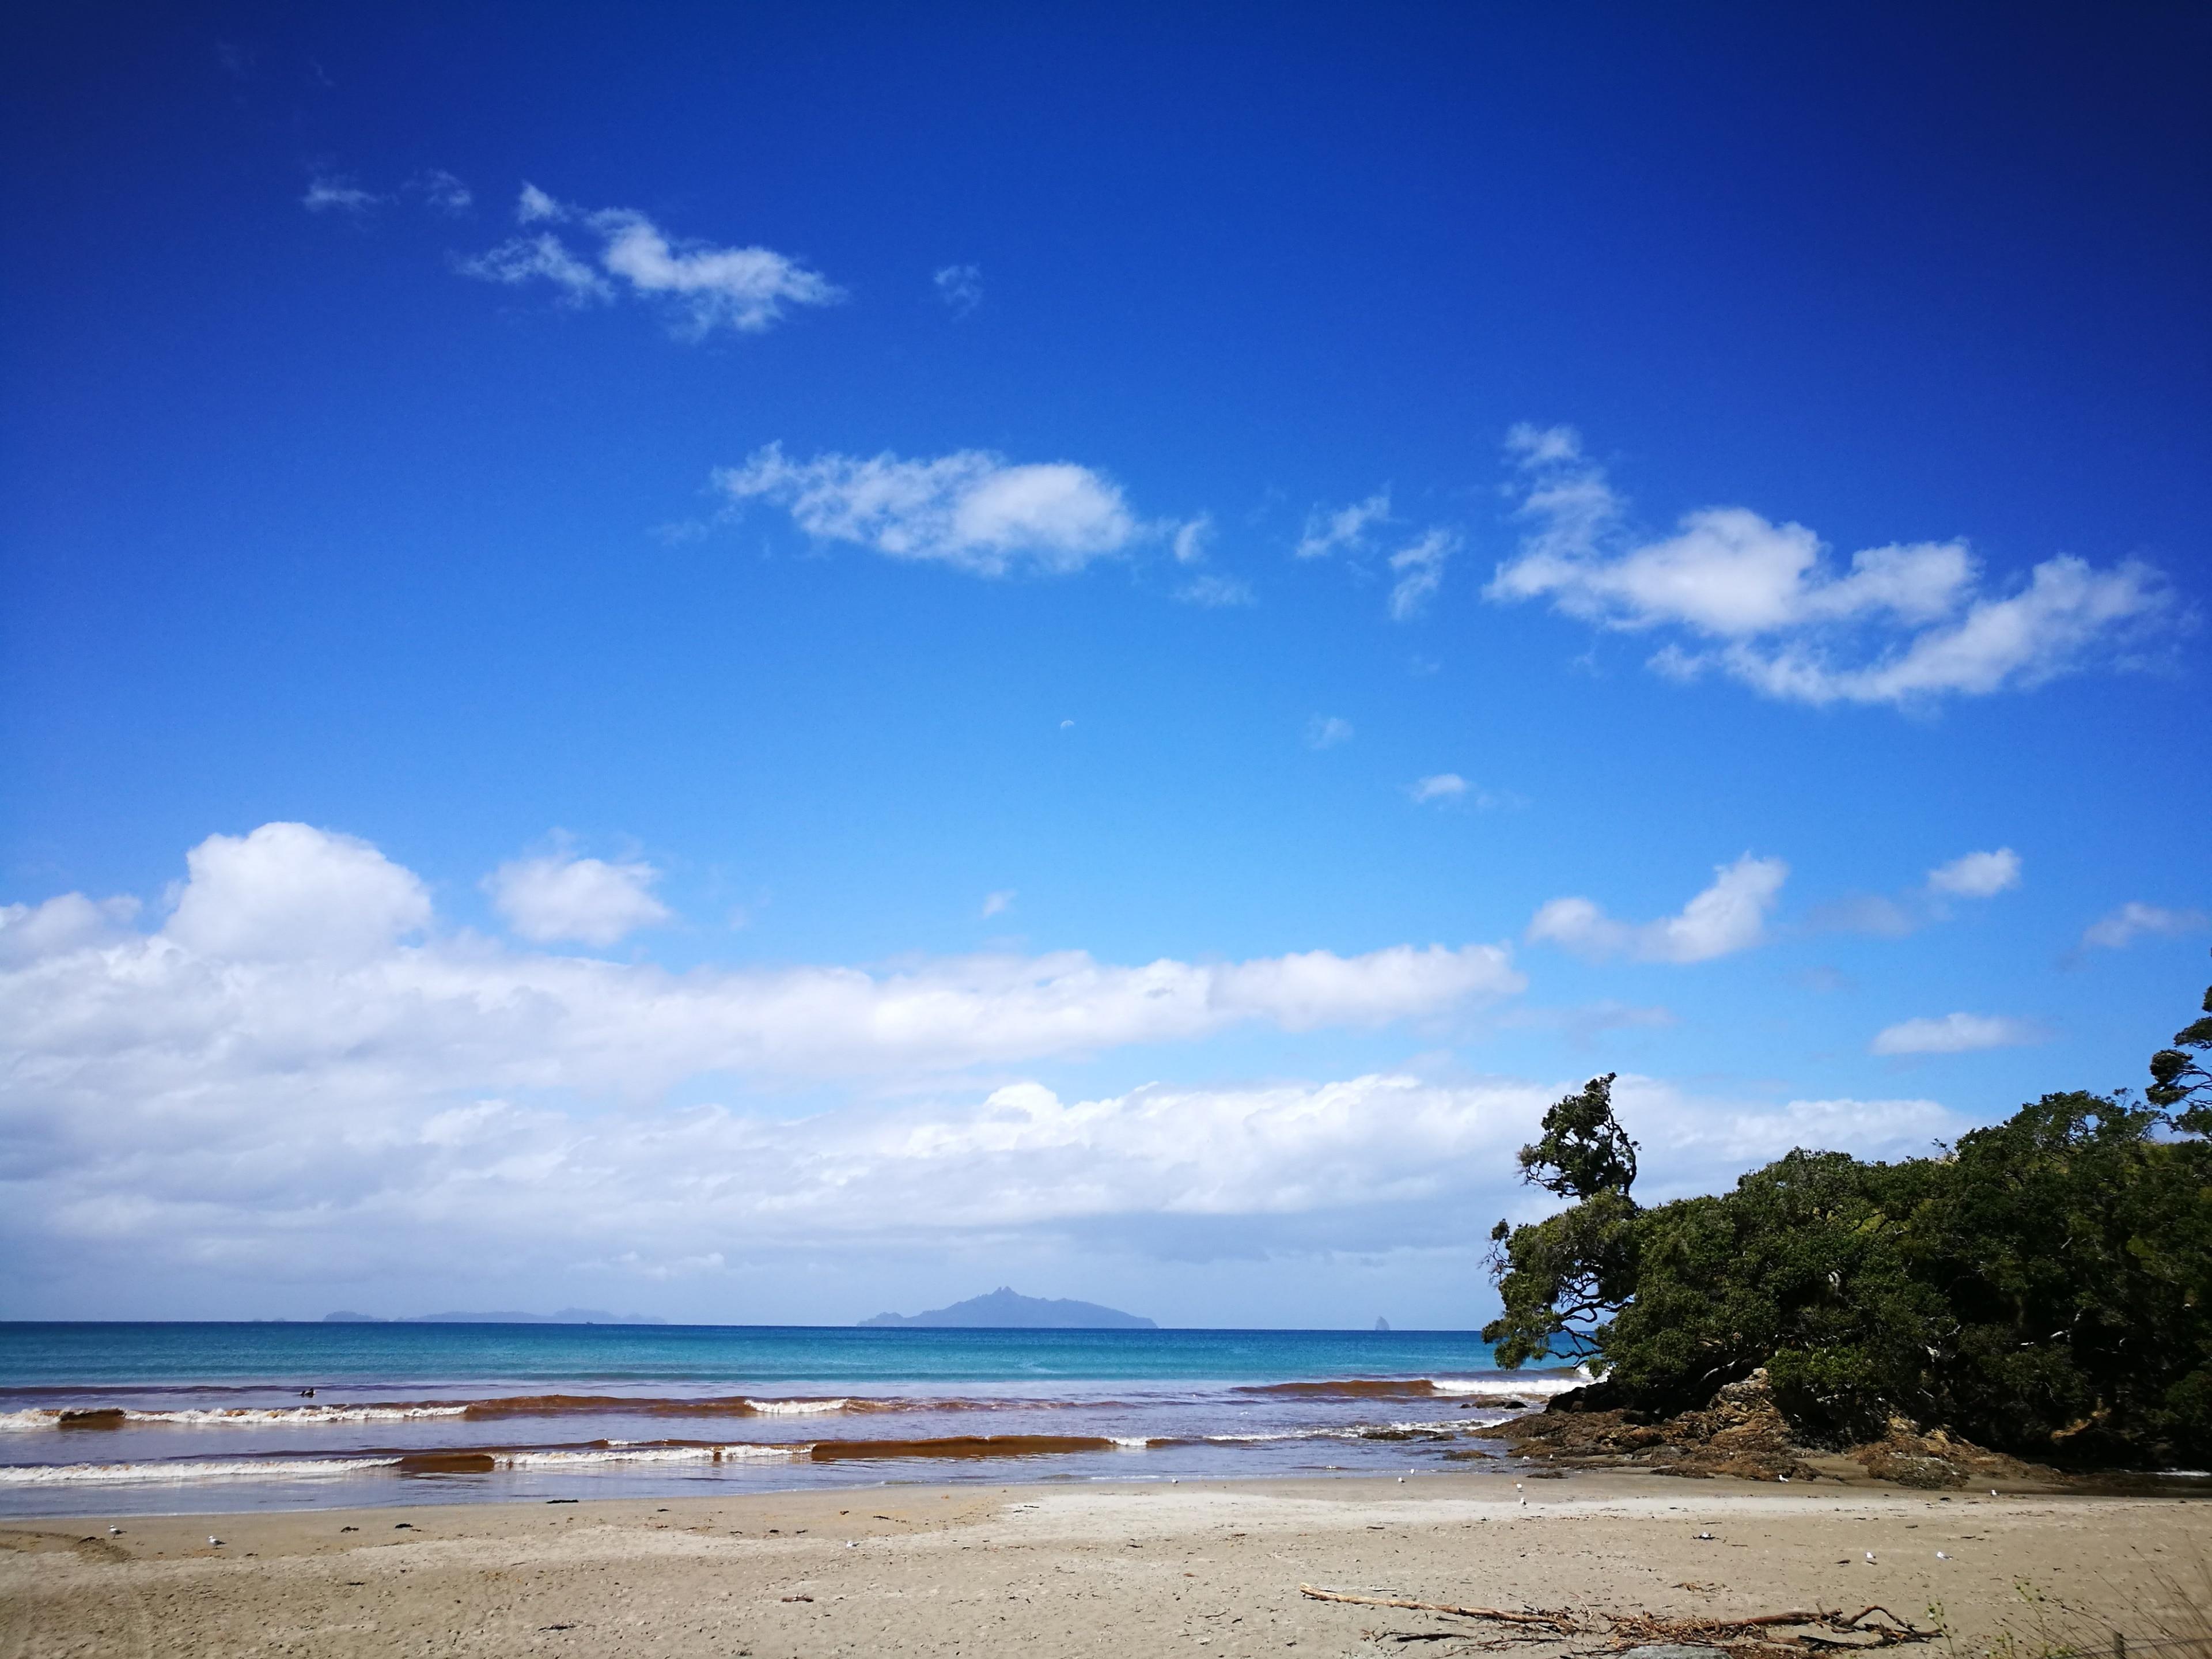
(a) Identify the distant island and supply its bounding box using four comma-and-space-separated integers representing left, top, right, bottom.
323, 1309, 668, 1325
858, 1287, 1156, 1329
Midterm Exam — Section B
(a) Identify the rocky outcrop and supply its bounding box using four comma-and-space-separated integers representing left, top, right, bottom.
1467, 1369, 2057, 1488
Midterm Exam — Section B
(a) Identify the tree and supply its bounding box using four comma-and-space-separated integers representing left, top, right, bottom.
1481, 1075, 1641, 1368
2148, 961, 2212, 1132
1479, 975, 2212, 1464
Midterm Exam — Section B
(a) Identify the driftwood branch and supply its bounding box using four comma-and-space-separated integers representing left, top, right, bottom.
1297, 1587, 1936, 1646
1298, 1585, 1573, 1630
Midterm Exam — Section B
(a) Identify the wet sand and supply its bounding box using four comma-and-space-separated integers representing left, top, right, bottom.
2, 1470, 2206, 1657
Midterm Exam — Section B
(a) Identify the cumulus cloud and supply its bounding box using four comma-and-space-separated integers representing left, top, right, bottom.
1528, 854, 1788, 964
1387, 529, 1457, 622
5, 825, 1527, 1107
933, 263, 982, 315
1305, 715, 1355, 751
716, 443, 1142, 577
1926, 847, 2022, 899
1296, 491, 1391, 560
165, 823, 430, 962
1871, 1012, 2046, 1055
460, 185, 843, 338
486, 849, 672, 946
1486, 425, 2167, 706
1408, 773, 1468, 805
2077, 902, 2209, 952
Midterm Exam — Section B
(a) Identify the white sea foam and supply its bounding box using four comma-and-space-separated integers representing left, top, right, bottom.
0, 1404, 469, 1431
496, 1444, 800, 1469
1109, 1436, 1153, 1449
744, 1398, 851, 1416
1429, 1375, 1581, 1397
0, 1456, 403, 1486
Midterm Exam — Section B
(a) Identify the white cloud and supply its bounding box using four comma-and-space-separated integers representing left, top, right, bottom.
1295, 491, 1390, 560
1408, 772, 1468, 804
407, 169, 472, 214
1926, 847, 2021, 899
460, 186, 843, 337
934, 263, 982, 315
1305, 715, 1354, 750
0, 1035, 1959, 1296
6, 825, 1526, 1103
1176, 574, 1255, 608
487, 849, 672, 946
981, 890, 1016, 919
1871, 1012, 2046, 1055
1486, 425, 2166, 706
459, 233, 613, 303
2077, 902, 2209, 952
1387, 528, 1457, 622
1528, 854, 1787, 965
1172, 516, 1213, 565
716, 443, 1141, 578
302, 176, 382, 214
165, 823, 430, 962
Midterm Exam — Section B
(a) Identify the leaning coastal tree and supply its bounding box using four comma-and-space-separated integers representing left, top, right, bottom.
1480, 1072, 1642, 1369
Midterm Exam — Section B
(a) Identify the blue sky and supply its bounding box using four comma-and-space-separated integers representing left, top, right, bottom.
3, 3, 2206, 1327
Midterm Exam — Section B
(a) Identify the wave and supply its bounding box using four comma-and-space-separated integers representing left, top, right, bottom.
0, 1456, 407, 1487
0, 1404, 473, 1431
0, 1395, 897, 1430
1233, 1375, 1575, 1402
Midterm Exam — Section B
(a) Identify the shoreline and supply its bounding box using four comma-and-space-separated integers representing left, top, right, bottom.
6, 1467, 2208, 1657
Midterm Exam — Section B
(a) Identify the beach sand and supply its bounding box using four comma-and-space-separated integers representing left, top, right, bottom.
3, 1471, 2206, 1657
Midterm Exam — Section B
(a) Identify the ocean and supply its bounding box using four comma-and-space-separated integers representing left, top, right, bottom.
0, 1323, 1576, 1517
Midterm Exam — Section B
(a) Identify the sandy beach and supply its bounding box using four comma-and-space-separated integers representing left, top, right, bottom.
3, 1471, 2206, 1658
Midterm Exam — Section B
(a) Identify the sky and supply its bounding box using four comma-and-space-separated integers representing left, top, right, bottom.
2, 2, 2207, 1328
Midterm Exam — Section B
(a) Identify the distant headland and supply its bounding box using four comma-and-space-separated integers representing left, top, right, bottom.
858, 1287, 1156, 1330
323, 1309, 668, 1325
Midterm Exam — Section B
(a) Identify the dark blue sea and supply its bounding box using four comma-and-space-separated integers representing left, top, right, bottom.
0, 1323, 1575, 1516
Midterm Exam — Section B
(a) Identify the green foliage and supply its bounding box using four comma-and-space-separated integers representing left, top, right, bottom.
2148, 965, 2212, 1131
1484, 976, 2212, 1466
1515, 1072, 1639, 1199
1481, 1075, 1643, 1367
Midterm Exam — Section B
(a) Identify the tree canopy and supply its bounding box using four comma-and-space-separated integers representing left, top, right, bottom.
1483, 968, 2212, 1467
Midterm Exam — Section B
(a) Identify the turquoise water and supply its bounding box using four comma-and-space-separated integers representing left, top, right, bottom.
0, 1323, 1572, 1516
0, 1321, 1510, 1388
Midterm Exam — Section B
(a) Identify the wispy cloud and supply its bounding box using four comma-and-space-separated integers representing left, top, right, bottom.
1305, 715, 1355, 750
1528, 854, 1788, 964
1387, 528, 1457, 621
716, 443, 1142, 578
981, 889, 1016, 919
460, 185, 844, 338
302, 176, 384, 214
1408, 772, 1467, 805
934, 263, 982, 315
2076, 901, 2209, 953
1486, 425, 2168, 706
1175, 574, 1255, 607
1872, 1012, 2046, 1055
1295, 491, 1390, 560
407, 168, 473, 215
1172, 516, 1213, 565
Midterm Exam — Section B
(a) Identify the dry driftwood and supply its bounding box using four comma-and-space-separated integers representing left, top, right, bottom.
1297, 1586, 1934, 1646
1299, 1586, 1573, 1629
